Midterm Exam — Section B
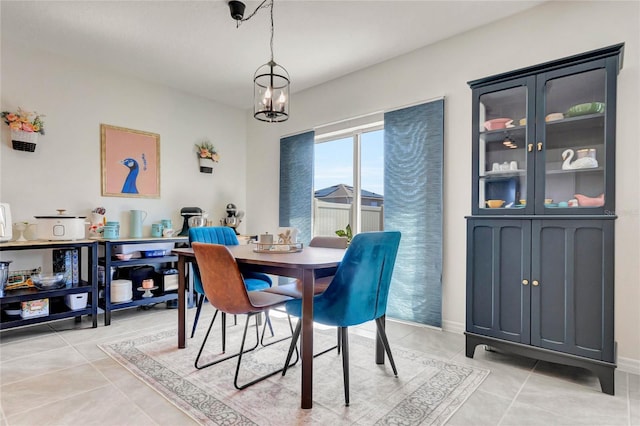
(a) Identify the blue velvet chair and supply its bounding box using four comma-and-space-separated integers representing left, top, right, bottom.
282, 231, 401, 406
189, 227, 272, 348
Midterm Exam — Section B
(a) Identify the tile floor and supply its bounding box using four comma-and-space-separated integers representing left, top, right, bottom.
0, 303, 637, 426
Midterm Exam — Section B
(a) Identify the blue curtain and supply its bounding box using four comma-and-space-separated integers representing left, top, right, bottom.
384, 99, 444, 327
279, 131, 314, 245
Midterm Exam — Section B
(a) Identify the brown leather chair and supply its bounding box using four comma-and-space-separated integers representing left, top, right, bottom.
264, 236, 348, 298
191, 242, 298, 389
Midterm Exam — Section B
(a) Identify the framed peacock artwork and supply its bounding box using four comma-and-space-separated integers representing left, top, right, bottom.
100, 124, 160, 198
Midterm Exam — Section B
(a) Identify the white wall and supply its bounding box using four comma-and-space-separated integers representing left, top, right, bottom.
1, 43, 248, 242
245, 1, 640, 366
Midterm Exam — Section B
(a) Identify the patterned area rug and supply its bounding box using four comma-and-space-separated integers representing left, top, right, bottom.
100, 317, 488, 425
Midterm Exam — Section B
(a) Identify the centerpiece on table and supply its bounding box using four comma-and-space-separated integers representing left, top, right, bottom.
1, 107, 46, 152
195, 140, 220, 174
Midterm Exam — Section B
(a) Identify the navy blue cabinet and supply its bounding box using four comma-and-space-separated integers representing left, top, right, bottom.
466, 44, 622, 396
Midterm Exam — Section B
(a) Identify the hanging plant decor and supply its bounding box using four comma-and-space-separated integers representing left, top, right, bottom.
2, 107, 46, 152
194, 139, 220, 174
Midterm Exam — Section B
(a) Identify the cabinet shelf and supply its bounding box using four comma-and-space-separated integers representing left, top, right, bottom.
0, 240, 98, 330
1, 282, 92, 303
99, 255, 178, 267
98, 237, 187, 326
546, 167, 603, 175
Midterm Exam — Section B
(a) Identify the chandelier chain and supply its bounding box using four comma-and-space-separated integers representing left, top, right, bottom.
236, 0, 275, 63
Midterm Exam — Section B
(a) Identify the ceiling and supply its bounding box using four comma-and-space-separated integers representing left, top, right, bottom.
1, 0, 546, 110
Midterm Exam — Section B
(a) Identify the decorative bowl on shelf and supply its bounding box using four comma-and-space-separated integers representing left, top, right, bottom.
485, 199, 505, 208
483, 118, 512, 131
545, 112, 564, 122
565, 102, 605, 117
31, 273, 65, 290
574, 193, 605, 207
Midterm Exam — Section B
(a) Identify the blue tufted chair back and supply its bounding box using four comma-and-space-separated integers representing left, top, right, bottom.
189, 227, 271, 293
286, 231, 401, 327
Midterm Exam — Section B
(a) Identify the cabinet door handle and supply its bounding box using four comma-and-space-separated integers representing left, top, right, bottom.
522, 279, 529, 286
528, 143, 533, 152
532, 280, 539, 286
537, 142, 543, 151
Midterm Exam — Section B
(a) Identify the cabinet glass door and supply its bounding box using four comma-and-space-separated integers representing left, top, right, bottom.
478, 85, 529, 212
540, 68, 606, 213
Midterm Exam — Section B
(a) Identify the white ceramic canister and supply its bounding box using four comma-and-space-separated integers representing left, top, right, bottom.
111, 279, 133, 303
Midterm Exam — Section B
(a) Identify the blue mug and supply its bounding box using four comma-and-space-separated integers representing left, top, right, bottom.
151, 223, 163, 237
103, 225, 118, 239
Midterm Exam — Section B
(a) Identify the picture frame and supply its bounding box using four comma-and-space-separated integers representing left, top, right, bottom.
101, 124, 160, 198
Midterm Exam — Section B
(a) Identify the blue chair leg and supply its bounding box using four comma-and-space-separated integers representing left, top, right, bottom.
375, 317, 398, 376
282, 320, 302, 376
190, 293, 205, 338
265, 311, 275, 336
341, 326, 350, 406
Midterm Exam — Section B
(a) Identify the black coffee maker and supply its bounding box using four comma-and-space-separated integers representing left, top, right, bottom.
178, 207, 203, 236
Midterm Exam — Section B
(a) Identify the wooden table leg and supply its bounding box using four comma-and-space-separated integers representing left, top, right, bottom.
178, 255, 187, 349
300, 268, 314, 409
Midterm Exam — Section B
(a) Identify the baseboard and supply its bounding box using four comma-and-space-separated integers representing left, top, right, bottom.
617, 356, 640, 375
442, 319, 465, 335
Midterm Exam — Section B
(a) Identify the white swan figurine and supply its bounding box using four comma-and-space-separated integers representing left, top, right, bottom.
562, 149, 598, 170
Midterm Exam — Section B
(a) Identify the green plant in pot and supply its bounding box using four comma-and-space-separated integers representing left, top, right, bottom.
335, 224, 352, 244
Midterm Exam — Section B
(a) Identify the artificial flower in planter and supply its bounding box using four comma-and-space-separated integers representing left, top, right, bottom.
1, 107, 46, 152
194, 140, 220, 173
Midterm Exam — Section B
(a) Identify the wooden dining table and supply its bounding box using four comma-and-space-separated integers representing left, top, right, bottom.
172, 243, 347, 409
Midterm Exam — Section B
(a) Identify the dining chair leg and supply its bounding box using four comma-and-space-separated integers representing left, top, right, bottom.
222, 312, 227, 353
260, 311, 293, 347
195, 310, 260, 370
375, 317, 398, 376
265, 310, 275, 337
341, 326, 350, 406
235, 312, 299, 390
190, 293, 205, 338
282, 320, 302, 376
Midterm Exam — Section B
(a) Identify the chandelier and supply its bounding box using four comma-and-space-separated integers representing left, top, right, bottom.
229, 0, 290, 123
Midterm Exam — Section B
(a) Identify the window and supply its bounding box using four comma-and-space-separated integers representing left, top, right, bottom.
313, 125, 384, 238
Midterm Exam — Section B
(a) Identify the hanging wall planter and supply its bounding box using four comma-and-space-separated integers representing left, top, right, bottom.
11, 130, 39, 152
199, 158, 214, 174
194, 139, 220, 174
2, 108, 46, 153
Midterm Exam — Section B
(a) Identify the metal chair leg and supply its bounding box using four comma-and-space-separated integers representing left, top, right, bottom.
221, 312, 227, 353
260, 311, 291, 347
190, 293, 205, 338
235, 312, 299, 390
341, 326, 350, 406
282, 320, 302, 376
265, 310, 275, 337
195, 310, 260, 370
375, 317, 398, 376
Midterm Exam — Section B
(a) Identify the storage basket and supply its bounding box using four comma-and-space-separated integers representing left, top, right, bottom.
11, 130, 38, 152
